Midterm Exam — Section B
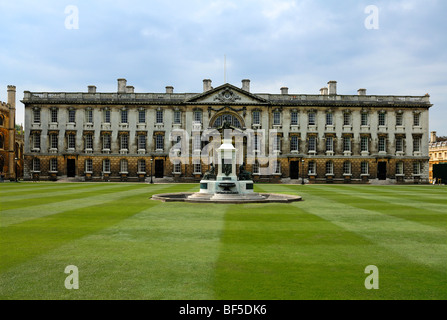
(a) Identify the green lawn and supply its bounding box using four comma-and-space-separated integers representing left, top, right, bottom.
0, 182, 446, 300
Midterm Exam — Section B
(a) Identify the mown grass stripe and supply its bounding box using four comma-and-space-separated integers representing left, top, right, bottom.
0, 183, 132, 206
0, 184, 170, 227
283, 185, 447, 273
322, 186, 447, 228
0, 184, 179, 274
0, 184, 225, 299
0, 183, 94, 195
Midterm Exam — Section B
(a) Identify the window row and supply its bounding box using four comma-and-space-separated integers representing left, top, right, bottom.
30, 134, 166, 152
33, 108, 203, 125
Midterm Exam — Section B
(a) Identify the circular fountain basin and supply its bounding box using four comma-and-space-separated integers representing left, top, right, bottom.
151, 192, 302, 204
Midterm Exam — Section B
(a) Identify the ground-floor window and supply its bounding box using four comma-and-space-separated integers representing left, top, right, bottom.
85, 159, 93, 172
138, 159, 146, 173
103, 159, 111, 173
413, 162, 421, 175
361, 161, 369, 175
326, 161, 334, 175
120, 159, 128, 173
32, 158, 41, 172
308, 161, 316, 175
49, 158, 58, 172
343, 161, 351, 175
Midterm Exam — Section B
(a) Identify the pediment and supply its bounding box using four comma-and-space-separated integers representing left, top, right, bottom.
186, 83, 268, 104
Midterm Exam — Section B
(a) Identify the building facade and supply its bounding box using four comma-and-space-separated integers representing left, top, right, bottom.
0, 85, 24, 181
429, 131, 447, 183
22, 78, 432, 183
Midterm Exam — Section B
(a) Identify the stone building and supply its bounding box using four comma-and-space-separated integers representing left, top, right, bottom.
22, 78, 432, 183
429, 131, 447, 183
0, 85, 24, 181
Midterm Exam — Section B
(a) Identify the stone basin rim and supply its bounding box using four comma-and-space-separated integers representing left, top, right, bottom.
151, 192, 302, 204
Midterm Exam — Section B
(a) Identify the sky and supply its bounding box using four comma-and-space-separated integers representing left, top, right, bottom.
0, 0, 446, 135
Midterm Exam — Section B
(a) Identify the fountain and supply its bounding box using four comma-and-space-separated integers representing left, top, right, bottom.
152, 138, 302, 204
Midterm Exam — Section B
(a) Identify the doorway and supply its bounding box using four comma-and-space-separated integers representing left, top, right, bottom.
378, 162, 387, 180
155, 159, 164, 178
67, 159, 76, 177
290, 161, 299, 179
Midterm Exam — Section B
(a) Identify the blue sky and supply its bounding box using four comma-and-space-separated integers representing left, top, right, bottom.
1, 0, 446, 135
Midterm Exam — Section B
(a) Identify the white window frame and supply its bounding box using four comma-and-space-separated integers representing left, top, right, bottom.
85, 109, 93, 124
156, 110, 163, 124
32, 158, 41, 172
273, 111, 281, 125
85, 159, 93, 173
138, 110, 146, 124
291, 111, 298, 126
290, 136, 299, 152
85, 134, 93, 150
138, 135, 146, 150
252, 111, 260, 125
193, 161, 202, 174
308, 112, 316, 126
50, 134, 58, 149
326, 112, 333, 126
120, 134, 129, 150
138, 159, 146, 173
50, 108, 58, 123
121, 109, 128, 124
308, 136, 316, 152
49, 158, 58, 172
173, 161, 181, 174
156, 135, 164, 151
33, 109, 41, 123
104, 109, 111, 123
326, 137, 334, 152
103, 159, 111, 173
396, 162, 404, 175
361, 136, 369, 152
103, 134, 111, 150
68, 109, 76, 123
379, 136, 386, 153
120, 159, 128, 173
68, 134, 76, 150
174, 110, 181, 124
326, 161, 334, 175
361, 162, 369, 175
308, 161, 316, 175
343, 161, 351, 175
343, 137, 351, 152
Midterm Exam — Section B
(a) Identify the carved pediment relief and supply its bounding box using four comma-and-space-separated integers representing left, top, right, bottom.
186, 84, 268, 104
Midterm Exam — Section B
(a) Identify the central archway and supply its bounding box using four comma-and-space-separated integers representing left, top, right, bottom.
210, 112, 245, 129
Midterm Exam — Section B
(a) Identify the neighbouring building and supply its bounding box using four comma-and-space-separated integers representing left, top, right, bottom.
0, 85, 24, 181
22, 78, 432, 183
429, 131, 447, 183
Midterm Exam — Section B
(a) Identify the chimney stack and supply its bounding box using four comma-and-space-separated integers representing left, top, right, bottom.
88, 85, 97, 94
7, 85, 16, 108
280, 87, 289, 95
320, 87, 328, 96
166, 86, 174, 94
242, 79, 250, 92
328, 81, 337, 95
125, 86, 134, 93
203, 79, 212, 92
358, 88, 367, 96
430, 131, 437, 144
117, 78, 127, 93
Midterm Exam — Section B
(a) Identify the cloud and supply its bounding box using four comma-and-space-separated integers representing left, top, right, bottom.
261, 0, 297, 20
